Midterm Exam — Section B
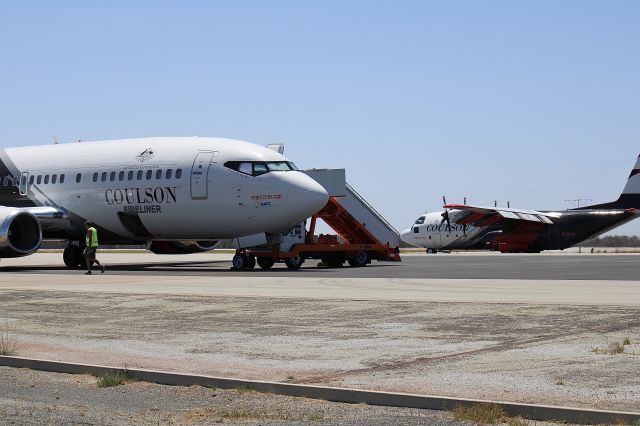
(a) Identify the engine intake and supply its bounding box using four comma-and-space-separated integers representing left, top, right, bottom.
0, 207, 42, 257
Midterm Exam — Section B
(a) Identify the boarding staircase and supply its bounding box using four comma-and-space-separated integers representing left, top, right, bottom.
303, 169, 401, 250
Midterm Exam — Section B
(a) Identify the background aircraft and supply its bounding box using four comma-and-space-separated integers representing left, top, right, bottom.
402, 154, 640, 253
0, 137, 328, 267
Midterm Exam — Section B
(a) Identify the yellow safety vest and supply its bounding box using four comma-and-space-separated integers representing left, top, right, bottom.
86, 227, 99, 248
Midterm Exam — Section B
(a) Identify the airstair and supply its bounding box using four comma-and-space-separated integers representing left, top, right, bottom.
317, 182, 401, 248
232, 169, 401, 270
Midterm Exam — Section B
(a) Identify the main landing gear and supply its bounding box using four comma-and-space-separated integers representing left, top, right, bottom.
232, 253, 256, 271
63, 244, 84, 269
232, 253, 306, 271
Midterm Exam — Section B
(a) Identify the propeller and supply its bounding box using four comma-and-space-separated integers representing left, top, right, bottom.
441, 196, 452, 232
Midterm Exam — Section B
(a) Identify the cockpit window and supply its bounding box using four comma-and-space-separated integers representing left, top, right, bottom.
253, 163, 269, 176
415, 216, 426, 225
224, 161, 297, 176
238, 162, 253, 175
267, 162, 291, 172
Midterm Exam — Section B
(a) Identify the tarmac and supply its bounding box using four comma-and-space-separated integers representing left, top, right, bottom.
0, 252, 639, 413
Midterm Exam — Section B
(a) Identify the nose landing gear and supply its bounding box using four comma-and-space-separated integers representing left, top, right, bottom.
232, 253, 256, 271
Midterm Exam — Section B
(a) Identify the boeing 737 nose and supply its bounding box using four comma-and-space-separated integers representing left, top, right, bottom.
291, 173, 330, 218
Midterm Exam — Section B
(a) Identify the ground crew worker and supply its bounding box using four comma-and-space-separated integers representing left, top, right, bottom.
84, 221, 105, 275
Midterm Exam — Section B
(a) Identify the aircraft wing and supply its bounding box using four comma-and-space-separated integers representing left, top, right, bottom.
444, 204, 557, 227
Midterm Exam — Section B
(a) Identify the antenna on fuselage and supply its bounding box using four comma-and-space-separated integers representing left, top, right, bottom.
507, 201, 510, 208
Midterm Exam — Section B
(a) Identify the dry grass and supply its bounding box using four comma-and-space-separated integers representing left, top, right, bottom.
452, 403, 505, 424
96, 369, 136, 388
593, 340, 628, 355
452, 403, 530, 425
0, 321, 18, 356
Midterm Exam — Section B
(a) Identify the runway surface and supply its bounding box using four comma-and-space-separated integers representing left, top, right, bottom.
1, 252, 638, 280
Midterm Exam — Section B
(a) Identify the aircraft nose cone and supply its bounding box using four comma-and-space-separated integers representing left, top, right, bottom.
295, 174, 329, 216
400, 229, 411, 242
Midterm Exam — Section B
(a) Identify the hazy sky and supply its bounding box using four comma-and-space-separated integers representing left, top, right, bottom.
1, 1, 638, 235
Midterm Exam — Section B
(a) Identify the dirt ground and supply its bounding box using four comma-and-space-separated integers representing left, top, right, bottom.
1, 289, 639, 412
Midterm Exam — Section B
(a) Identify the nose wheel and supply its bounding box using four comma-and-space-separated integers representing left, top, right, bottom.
232, 253, 256, 270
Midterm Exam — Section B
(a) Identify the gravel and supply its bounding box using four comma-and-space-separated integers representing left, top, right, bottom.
0, 366, 470, 425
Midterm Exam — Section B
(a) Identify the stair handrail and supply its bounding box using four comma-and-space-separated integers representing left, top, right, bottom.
345, 183, 400, 236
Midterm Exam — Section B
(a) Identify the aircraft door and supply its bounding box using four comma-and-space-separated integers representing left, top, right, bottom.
191, 151, 217, 199
432, 232, 443, 247
19, 172, 29, 196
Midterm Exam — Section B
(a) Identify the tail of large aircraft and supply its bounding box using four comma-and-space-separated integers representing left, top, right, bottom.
584, 154, 640, 210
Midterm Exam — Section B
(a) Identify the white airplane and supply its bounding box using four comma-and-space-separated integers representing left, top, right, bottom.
402, 154, 640, 253
0, 137, 328, 267
400, 211, 487, 253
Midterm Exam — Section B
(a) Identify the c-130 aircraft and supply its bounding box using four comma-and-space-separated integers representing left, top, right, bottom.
0, 137, 328, 267
401, 154, 640, 253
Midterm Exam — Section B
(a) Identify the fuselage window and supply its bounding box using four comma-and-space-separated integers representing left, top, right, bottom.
59, 174, 65, 184
156, 169, 162, 179
44, 175, 50, 184
110, 171, 116, 181
137, 170, 143, 180
415, 216, 426, 225
29, 176, 35, 185
146, 170, 153, 180
165, 169, 172, 179
175, 169, 182, 179
51, 174, 57, 184
101, 172, 107, 182
119, 171, 125, 181
93, 173, 99, 183
76, 173, 82, 183
128, 171, 134, 180
37, 175, 42, 185
414, 227, 420, 234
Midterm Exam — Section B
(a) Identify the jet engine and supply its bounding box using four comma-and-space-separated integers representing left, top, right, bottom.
0, 207, 43, 258
147, 240, 221, 255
